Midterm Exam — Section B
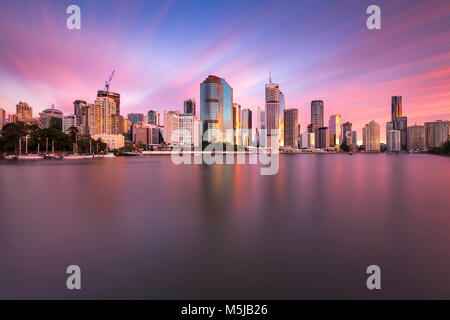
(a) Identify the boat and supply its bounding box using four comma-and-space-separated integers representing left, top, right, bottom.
96, 153, 116, 158
122, 152, 142, 157
44, 154, 63, 160
16, 154, 44, 160
64, 155, 89, 160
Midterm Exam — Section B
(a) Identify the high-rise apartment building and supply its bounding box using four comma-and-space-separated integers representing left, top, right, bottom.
364, 121, 381, 152
311, 100, 324, 127
16, 101, 33, 121
387, 130, 401, 152
200, 75, 233, 142
183, 99, 196, 116
97, 90, 120, 115
284, 108, 298, 148
424, 120, 450, 149
93, 96, 117, 135
300, 132, 315, 150
164, 111, 180, 145
407, 125, 425, 151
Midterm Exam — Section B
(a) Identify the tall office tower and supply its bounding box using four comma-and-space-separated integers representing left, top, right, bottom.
257, 106, 265, 147
232, 103, 241, 145
362, 127, 366, 146
311, 100, 324, 127
391, 96, 407, 150
147, 110, 160, 126
398, 116, 408, 150
241, 108, 252, 147
127, 113, 145, 126
132, 123, 151, 145
0, 108, 5, 130
329, 115, 342, 146
342, 122, 352, 145
265, 76, 281, 147
318, 127, 330, 149
311, 100, 324, 148
424, 120, 450, 149
351, 131, 358, 146
365, 121, 381, 152
387, 130, 401, 152
183, 98, 196, 116
391, 96, 402, 128
74, 100, 87, 126
300, 132, 315, 150
93, 96, 117, 135
97, 88, 121, 115
179, 114, 200, 147
164, 111, 180, 145
16, 101, 33, 121
200, 75, 233, 142
284, 108, 298, 148
62, 115, 77, 134
279, 92, 285, 146
407, 125, 425, 151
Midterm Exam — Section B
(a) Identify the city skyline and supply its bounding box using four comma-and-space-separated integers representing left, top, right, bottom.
1, 0, 450, 144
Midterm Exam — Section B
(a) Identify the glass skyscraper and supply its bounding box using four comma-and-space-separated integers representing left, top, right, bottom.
200, 75, 233, 142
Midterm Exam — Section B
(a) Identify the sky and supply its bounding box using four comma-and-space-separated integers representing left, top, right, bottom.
0, 0, 450, 143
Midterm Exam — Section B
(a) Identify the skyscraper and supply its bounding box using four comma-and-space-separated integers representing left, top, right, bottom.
241, 109, 252, 147
365, 121, 380, 152
351, 131, 357, 147
329, 115, 342, 147
407, 125, 425, 151
200, 75, 233, 142
16, 101, 33, 121
97, 89, 121, 115
311, 101, 324, 127
265, 78, 281, 148
179, 114, 201, 148
279, 92, 285, 146
387, 130, 401, 152
147, 110, 161, 126
93, 96, 117, 135
164, 111, 180, 145
0, 108, 5, 130
183, 99, 196, 116
318, 127, 330, 149
284, 108, 298, 148
424, 120, 450, 149
232, 103, 241, 145
257, 106, 265, 147
342, 122, 352, 145
391, 96, 407, 150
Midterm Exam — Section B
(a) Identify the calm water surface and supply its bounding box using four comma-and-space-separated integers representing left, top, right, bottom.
0, 154, 450, 299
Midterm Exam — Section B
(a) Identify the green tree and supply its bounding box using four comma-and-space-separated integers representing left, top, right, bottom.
340, 141, 350, 152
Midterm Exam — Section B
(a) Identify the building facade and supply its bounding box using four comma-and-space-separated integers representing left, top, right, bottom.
365, 121, 381, 152
424, 120, 450, 149
407, 125, 425, 151
200, 75, 233, 143
183, 99, 196, 116
387, 130, 401, 152
329, 115, 342, 147
284, 108, 298, 148
241, 109, 252, 147
164, 111, 180, 145
147, 110, 160, 126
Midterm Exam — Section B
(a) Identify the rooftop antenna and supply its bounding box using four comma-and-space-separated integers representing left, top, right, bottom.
269, 70, 272, 84
105, 70, 115, 92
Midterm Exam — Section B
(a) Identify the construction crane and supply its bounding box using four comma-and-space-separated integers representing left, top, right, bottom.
105, 70, 115, 92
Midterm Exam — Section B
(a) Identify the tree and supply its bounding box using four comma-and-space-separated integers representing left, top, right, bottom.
340, 141, 350, 152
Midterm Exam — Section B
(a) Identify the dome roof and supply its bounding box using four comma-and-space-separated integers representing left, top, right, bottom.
41, 106, 63, 114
